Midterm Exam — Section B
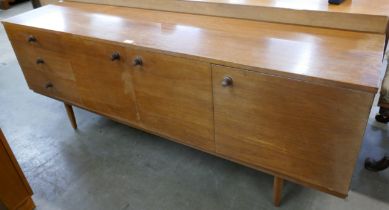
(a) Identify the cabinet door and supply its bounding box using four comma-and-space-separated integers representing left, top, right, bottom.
129, 49, 214, 151
212, 65, 373, 196
70, 38, 139, 124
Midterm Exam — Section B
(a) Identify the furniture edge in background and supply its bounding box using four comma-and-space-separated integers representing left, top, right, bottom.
0, 129, 35, 210
0, 0, 11, 10
60, 0, 389, 34
31, 0, 41, 8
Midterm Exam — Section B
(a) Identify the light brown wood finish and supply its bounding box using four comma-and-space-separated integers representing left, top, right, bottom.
4, 22, 213, 148
4, 15, 215, 150
273, 177, 284, 207
129, 49, 214, 151
64, 103, 77, 129
0, 129, 35, 210
212, 65, 374, 197
1, 1, 384, 206
2, 2, 385, 93
68, 36, 140, 124
67, 0, 389, 33
4, 25, 82, 104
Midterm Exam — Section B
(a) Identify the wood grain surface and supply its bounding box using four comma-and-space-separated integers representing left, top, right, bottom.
2, 1, 385, 93
129, 49, 214, 151
212, 65, 374, 197
64, 0, 389, 33
1, 1, 383, 202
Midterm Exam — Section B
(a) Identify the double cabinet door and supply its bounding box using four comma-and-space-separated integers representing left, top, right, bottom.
68, 37, 214, 151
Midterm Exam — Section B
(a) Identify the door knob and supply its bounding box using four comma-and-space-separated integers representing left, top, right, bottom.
111, 52, 120, 61
36, 58, 44, 64
221, 76, 233, 87
27, 35, 37, 43
133, 56, 143, 66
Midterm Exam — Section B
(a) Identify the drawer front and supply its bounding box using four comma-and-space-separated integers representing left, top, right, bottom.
5, 24, 81, 104
69, 37, 139, 124
212, 65, 373, 196
129, 49, 214, 151
4, 24, 74, 81
11, 45, 75, 81
4, 24, 65, 52
23, 67, 81, 104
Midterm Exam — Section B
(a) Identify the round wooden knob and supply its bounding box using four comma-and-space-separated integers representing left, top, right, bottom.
133, 56, 143, 66
221, 76, 233, 87
36, 58, 45, 64
45, 82, 53, 89
27, 35, 37, 43
111, 52, 120, 61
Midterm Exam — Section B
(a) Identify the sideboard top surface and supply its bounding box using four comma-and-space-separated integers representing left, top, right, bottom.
3, 1, 385, 93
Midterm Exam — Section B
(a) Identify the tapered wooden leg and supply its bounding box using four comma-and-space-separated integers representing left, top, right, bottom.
273, 176, 284, 207
64, 103, 77, 129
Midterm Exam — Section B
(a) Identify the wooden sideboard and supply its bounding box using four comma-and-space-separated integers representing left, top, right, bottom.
2, 1, 386, 206
0, 129, 35, 210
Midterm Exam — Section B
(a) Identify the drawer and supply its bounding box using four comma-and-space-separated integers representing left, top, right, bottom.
23, 67, 81, 104
5, 25, 81, 104
5, 25, 76, 83
13, 46, 75, 81
4, 24, 65, 52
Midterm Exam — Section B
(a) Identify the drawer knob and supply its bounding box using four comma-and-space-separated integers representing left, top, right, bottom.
222, 76, 233, 87
45, 82, 53, 89
133, 56, 143, 66
27, 35, 37, 43
111, 52, 120, 61
36, 58, 45, 64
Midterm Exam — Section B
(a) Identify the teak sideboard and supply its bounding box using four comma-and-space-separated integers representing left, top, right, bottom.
2, 1, 386, 206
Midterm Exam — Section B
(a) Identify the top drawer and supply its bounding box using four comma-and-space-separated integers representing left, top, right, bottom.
4, 24, 64, 52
